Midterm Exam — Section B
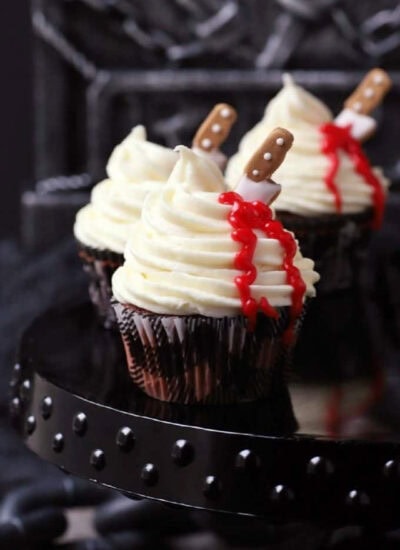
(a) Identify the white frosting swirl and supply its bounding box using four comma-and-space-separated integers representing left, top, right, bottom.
226, 75, 389, 216
74, 126, 177, 253
112, 146, 319, 317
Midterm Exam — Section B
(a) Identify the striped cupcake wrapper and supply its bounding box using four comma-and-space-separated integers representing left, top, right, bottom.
112, 301, 301, 405
76, 240, 124, 329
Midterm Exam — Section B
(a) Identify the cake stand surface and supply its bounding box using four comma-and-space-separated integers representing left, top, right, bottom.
10, 302, 400, 526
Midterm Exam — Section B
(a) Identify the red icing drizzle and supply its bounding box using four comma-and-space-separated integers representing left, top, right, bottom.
219, 191, 306, 342
320, 122, 385, 228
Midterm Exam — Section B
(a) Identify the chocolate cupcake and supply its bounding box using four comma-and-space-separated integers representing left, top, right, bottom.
112, 136, 319, 404
226, 71, 391, 380
73, 125, 177, 328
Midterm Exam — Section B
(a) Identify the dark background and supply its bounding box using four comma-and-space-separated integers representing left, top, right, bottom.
0, 1, 32, 239
3, 1, 400, 247
1, 4, 400, 548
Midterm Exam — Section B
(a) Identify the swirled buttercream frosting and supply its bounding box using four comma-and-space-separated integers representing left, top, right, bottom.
112, 146, 319, 317
74, 126, 177, 253
226, 76, 389, 218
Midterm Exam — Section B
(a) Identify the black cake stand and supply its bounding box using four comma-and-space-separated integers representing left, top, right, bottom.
10, 302, 400, 527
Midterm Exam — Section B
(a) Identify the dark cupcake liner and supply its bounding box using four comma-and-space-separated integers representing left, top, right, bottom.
76, 240, 124, 329
277, 209, 373, 295
277, 208, 372, 233
112, 301, 303, 405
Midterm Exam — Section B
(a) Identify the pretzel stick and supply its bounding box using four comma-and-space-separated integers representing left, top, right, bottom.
344, 68, 392, 115
192, 103, 237, 151
243, 128, 294, 183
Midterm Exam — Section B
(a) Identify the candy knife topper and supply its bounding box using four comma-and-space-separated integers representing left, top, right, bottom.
236, 127, 294, 204
334, 68, 392, 142
192, 103, 237, 169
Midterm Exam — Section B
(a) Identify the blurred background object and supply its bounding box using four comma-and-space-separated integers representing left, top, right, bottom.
0, 0, 32, 238
14, 0, 400, 251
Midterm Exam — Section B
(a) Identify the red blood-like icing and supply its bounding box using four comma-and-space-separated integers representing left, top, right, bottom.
219, 191, 306, 342
320, 122, 385, 228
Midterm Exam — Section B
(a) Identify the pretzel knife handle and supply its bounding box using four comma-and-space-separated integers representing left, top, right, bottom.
192, 103, 237, 151
344, 69, 392, 115
244, 127, 294, 183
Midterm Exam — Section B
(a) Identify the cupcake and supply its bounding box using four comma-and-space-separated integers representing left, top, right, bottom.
112, 130, 319, 405
227, 70, 391, 381
226, 71, 391, 286
74, 125, 178, 327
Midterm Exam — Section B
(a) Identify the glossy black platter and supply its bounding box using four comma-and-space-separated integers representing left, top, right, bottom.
10, 302, 400, 526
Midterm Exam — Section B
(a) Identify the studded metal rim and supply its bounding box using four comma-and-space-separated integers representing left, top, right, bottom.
10, 370, 400, 525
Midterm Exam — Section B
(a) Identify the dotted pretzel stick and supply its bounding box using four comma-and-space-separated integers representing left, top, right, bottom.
244, 127, 294, 183
344, 68, 392, 115
192, 103, 237, 151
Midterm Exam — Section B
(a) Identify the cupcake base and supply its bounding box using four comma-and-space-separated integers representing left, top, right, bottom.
278, 209, 372, 295
113, 302, 299, 405
76, 240, 123, 329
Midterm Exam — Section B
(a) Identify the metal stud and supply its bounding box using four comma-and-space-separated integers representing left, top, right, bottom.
90, 449, 105, 470
346, 489, 370, 508
10, 364, 22, 387
9, 397, 21, 418
26, 415, 36, 435
383, 460, 400, 480
171, 439, 194, 467
73, 412, 87, 436
235, 449, 261, 471
52, 433, 64, 453
270, 484, 294, 503
116, 427, 135, 452
141, 463, 158, 486
20, 379, 31, 401
307, 456, 334, 477
41, 396, 53, 420
13, 363, 22, 375
203, 476, 221, 500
